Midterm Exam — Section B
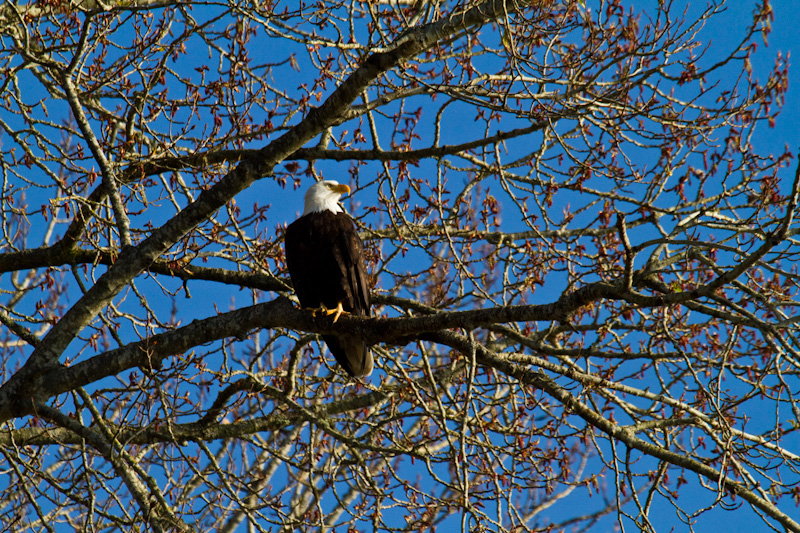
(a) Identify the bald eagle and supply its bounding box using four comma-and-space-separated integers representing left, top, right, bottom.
284, 181, 373, 377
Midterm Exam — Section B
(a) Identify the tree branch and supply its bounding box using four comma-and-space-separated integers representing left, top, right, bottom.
0, 0, 533, 413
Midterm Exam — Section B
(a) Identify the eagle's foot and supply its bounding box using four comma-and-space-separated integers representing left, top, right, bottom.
306, 302, 347, 323
328, 301, 346, 323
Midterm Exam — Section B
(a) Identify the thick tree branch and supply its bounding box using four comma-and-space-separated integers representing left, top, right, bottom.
0, 0, 533, 416
3, 233, 792, 422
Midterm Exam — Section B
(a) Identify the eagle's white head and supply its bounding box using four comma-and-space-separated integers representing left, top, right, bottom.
303, 180, 351, 215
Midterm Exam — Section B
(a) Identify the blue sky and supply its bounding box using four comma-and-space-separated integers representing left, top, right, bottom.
735, 0, 798, 167
2, 1, 799, 531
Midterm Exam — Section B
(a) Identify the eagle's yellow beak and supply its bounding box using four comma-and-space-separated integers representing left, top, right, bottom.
332, 183, 351, 195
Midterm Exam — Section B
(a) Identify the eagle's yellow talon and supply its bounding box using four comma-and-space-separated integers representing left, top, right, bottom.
307, 302, 347, 323
330, 302, 345, 323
